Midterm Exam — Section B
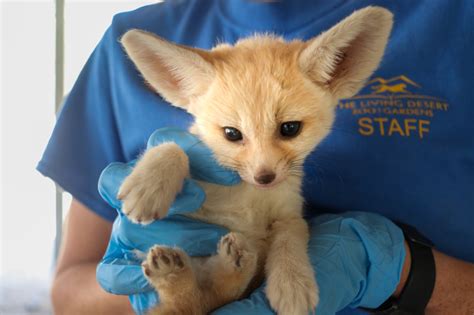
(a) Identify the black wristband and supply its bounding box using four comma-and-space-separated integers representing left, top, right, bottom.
362, 222, 436, 315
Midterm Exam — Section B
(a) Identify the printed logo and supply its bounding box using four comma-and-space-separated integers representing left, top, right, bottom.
337, 75, 449, 139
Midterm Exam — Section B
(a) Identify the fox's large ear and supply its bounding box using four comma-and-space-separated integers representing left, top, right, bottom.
299, 6, 393, 100
121, 30, 214, 109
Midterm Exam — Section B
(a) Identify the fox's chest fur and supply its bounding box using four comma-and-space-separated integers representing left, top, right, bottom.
189, 177, 304, 251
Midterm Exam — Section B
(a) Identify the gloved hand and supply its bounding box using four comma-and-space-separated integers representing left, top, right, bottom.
96, 128, 240, 314
213, 212, 406, 315
96, 129, 406, 315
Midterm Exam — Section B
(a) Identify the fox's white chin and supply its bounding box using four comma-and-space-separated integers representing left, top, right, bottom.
254, 182, 279, 190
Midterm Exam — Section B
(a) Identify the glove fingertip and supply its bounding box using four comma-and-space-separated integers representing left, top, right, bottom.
147, 128, 199, 150
98, 162, 134, 209
219, 172, 241, 185
187, 145, 241, 185
169, 179, 206, 215
96, 263, 153, 295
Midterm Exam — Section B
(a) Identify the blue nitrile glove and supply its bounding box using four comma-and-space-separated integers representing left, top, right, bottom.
213, 212, 405, 315
96, 128, 240, 314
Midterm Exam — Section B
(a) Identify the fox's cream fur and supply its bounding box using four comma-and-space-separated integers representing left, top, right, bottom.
118, 7, 393, 315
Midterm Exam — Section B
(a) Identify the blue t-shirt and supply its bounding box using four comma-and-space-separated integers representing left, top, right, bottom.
38, 0, 473, 312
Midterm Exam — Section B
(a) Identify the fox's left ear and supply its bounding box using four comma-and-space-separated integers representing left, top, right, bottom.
121, 29, 215, 110
299, 6, 393, 100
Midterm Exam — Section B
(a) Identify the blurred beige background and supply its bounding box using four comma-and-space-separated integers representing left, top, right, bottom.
0, 1, 155, 314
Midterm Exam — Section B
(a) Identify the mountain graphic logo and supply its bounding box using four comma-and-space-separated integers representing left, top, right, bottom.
364, 75, 421, 95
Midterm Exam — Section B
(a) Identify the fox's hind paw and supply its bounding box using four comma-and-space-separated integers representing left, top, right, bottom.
142, 246, 189, 281
218, 232, 257, 271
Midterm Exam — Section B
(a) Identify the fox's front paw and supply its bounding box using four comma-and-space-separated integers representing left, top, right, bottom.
266, 266, 319, 315
118, 143, 189, 224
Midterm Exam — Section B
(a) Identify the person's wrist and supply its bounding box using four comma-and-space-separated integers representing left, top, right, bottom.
365, 223, 436, 314
392, 240, 412, 298
308, 212, 407, 313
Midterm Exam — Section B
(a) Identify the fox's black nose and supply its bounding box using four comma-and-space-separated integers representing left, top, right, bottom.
254, 172, 276, 185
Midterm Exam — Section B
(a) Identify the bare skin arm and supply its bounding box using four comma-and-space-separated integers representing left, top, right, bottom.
51, 198, 134, 315
394, 242, 474, 315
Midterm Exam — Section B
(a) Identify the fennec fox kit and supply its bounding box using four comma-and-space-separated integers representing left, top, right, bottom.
118, 6, 393, 315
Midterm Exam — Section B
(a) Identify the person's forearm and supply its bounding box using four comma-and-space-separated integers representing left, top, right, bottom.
51, 262, 134, 315
394, 242, 474, 315
426, 250, 474, 315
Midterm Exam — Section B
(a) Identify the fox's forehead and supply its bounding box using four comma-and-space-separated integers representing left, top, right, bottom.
193, 36, 331, 137
200, 74, 327, 141
210, 36, 304, 82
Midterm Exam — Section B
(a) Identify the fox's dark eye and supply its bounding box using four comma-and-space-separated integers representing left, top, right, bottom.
223, 127, 243, 142
280, 121, 302, 138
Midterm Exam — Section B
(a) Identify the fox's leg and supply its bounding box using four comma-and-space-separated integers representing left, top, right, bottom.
143, 246, 204, 315
199, 232, 258, 312
265, 217, 319, 315
118, 143, 189, 224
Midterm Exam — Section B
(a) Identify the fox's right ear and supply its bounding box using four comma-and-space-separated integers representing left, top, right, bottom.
299, 6, 393, 100
121, 30, 215, 110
